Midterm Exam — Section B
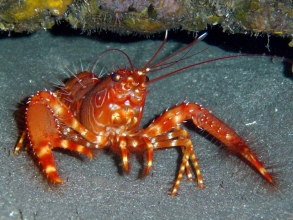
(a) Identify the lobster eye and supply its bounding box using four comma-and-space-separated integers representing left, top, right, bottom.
111, 72, 121, 82
145, 76, 150, 82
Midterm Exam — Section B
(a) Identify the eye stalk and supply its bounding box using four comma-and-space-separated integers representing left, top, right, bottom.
145, 76, 149, 82
111, 72, 121, 82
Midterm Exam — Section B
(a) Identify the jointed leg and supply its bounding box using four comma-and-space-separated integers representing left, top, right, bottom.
117, 136, 154, 176
14, 131, 27, 154
148, 126, 204, 195
33, 138, 93, 182
142, 137, 154, 176
119, 136, 130, 173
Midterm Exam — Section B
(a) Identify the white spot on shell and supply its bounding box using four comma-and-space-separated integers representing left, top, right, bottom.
226, 134, 232, 140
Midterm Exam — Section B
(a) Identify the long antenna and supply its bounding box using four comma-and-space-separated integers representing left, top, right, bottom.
141, 30, 169, 70
147, 54, 289, 84
90, 48, 135, 73
149, 32, 208, 70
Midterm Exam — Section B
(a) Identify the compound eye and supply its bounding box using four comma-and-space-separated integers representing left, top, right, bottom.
145, 76, 150, 82
111, 72, 121, 82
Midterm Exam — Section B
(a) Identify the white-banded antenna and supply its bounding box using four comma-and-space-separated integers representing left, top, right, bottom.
198, 32, 208, 41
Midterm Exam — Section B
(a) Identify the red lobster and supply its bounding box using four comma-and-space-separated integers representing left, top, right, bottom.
14, 31, 274, 196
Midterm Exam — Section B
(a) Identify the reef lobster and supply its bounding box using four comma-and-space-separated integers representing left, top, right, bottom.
14, 31, 274, 196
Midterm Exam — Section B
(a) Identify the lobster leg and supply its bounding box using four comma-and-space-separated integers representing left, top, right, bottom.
15, 91, 108, 182
114, 136, 154, 175
148, 128, 204, 195
141, 137, 154, 177
151, 127, 202, 173
149, 126, 200, 182
144, 102, 274, 195
14, 131, 27, 154
119, 136, 130, 173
